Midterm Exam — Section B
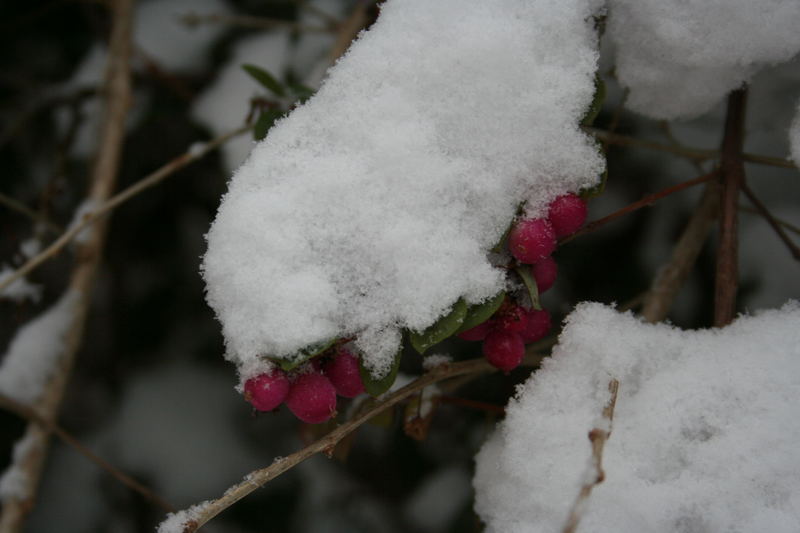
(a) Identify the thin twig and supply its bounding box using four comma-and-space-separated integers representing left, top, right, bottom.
739, 205, 800, 236
180, 12, 330, 33
0, 2, 133, 529
0, 193, 62, 235
586, 127, 796, 170
740, 182, 800, 261
561, 379, 620, 533
0, 394, 174, 512
641, 182, 720, 323
168, 354, 548, 532
327, 1, 371, 63
714, 89, 747, 327
560, 169, 720, 245
0, 123, 250, 293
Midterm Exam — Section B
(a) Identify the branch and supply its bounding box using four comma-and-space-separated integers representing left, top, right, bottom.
164, 352, 547, 532
0, 393, 174, 513
587, 127, 795, 170
739, 205, 800, 236
561, 379, 620, 533
0, 123, 250, 293
0, 1, 133, 529
641, 182, 720, 323
714, 89, 747, 327
560, 169, 719, 245
741, 182, 800, 261
0, 193, 62, 235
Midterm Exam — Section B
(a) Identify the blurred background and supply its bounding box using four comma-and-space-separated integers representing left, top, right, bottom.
0, 1, 798, 531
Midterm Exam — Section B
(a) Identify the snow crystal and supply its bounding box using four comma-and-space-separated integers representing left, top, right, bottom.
67, 199, 98, 245
0, 291, 78, 404
607, 0, 800, 120
203, 0, 605, 381
0, 265, 42, 303
19, 237, 42, 259
474, 301, 800, 532
157, 501, 209, 533
0, 430, 40, 501
422, 353, 452, 371
791, 99, 800, 163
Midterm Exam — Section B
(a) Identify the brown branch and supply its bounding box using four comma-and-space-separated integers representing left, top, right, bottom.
0, 394, 174, 512
0, 193, 62, 235
714, 89, 747, 327
739, 205, 800, 236
641, 182, 720, 323
561, 379, 619, 533
586, 127, 795, 170
0, 123, 250, 293
327, 1, 371, 63
741, 182, 800, 261
560, 169, 719, 245
0, 1, 133, 529
165, 353, 549, 532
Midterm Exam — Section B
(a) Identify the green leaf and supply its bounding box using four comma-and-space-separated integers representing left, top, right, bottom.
242, 64, 286, 97
515, 266, 542, 311
581, 75, 605, 126
359, 349, 402, 397
457, 291, 506, 333
253, 109, 283, 141
267, 338, 337, 372
409, 298, 468, 354
287, 82, 315, 103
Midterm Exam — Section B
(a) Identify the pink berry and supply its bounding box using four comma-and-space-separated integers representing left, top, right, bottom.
244, 369, 290, 412
325, 349, 365, 398
286, 372, 337, 424
547, 193, 587, 238
508, 218, 556, 264
482, 330, 525, 372
496, 305, 527, 333
520, 309, 551, 343
532, 256, 558, 293
457, 320, 496, 341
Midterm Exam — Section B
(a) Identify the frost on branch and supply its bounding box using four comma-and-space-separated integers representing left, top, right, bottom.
474, 301, 800, 533
606, 0, 800, 120
202, 0, 605, 382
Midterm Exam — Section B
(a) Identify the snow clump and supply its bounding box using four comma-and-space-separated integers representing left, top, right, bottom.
474, 301, 800, 532
606, 0, 800, 120
202, 0, 605, 382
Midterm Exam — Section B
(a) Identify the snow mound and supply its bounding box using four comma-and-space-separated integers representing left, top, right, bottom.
474, 301, 800, 532
607, 0, 800, 120
202, 0, 605, 381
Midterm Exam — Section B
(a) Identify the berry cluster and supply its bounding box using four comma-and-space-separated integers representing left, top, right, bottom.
458, 193, 587, 372
243, 348, 365, 424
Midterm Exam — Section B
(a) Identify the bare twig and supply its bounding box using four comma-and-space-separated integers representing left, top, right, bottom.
328, 1, 371, 63
0, 123, 249, 293
166, 354, 549, 532
0, 193, 62, 235
561, 379, 620, 533
714, 89, 747, 327
586, 127, 796, 170
740, 205, 800, 236
741, 182, 800, 261
641, 182, 720, 322
560, 169, 720, 245
0, 394, 174, 512
0, 1, 133, 529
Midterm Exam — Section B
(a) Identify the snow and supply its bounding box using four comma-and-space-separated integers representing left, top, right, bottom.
202, 0, 605, 382
474, 301, 800, 533
0, 430, 40, 501
607, 0, 800, 120
0, 290, 78, 404
0, 265, 42, 303
791, 99, 800, 163
157, 501, 209, 533
67, 199, 98, 245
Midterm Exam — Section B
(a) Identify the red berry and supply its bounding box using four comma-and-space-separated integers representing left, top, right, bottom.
532, 256, 558, 293
285, 372, 337, 424
520, 308, 551, 343
457, 320, 496, 341
244, 369, 290, 412
482, 330, 525, 372
497, 305, 527, 333
547, 193, 587, 238
508, 218, 556, 264
325, 349, 365, 398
